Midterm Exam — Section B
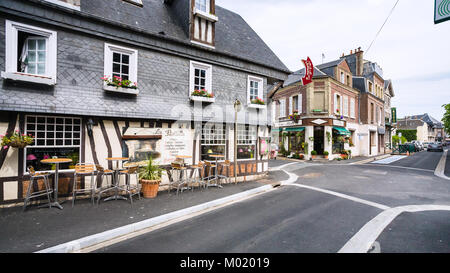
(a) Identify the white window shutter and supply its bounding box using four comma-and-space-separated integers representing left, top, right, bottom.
340, 96, 343, 115
299, 94, 303, 113
350, 98, 355, 118
334, 93, 338, 114
343, 96, 349, 117
289, 96, 293, 115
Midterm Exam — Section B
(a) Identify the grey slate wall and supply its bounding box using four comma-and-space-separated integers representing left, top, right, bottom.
0, 17, 269, 124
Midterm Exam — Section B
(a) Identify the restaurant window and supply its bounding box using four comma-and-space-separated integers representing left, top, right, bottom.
104, 43, 138, 84
2, 20, 57, 85
201, 123, 226, 161
24, 115, 82, 172
237, 125, 257, 160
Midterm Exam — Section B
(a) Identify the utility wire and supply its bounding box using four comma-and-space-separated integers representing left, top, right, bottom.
366, 0, 400, 55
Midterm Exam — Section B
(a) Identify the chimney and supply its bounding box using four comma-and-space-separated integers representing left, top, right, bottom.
355, 47, 364, 76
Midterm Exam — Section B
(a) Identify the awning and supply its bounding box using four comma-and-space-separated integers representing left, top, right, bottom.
272, 128, 282, 132
333, 126, 351, 136
284, 127, 305, 132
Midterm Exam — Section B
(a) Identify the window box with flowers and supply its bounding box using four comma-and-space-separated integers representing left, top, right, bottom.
102, 75, 139, 95
248, 97, 266, 109
190, 89, 215, 103
1, 130, 34, 149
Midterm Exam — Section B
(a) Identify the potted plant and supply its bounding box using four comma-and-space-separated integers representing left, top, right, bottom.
311, 150, 318, 159
340, 150, 348, 160
191, 89, 214, 98
289, 110, 300, 123
326, 131, 331, 144
1, 130, 34, 149
139, 157, 165, 198
323, 151, 329, 159
251, 97, 265, 105
102, 75, 138, 89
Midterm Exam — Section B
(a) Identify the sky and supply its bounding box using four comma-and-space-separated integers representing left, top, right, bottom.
216, 0, 450, 122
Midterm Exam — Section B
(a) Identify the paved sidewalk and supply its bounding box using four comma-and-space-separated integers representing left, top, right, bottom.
0, 180, 270, 253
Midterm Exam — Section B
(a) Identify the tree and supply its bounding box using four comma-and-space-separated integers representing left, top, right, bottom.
443, 104, 450, 135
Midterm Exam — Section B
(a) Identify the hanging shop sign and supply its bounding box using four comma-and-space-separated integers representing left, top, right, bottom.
301, 57, 314, 85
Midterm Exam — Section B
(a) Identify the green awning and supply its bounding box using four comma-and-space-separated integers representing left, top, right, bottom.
284, 127, 305, 132
333, 126, 351, 136
272, 128, 282, 132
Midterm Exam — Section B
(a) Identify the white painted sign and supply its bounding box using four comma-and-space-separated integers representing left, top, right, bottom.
311, 119, 327, 125
333, 119, 345, 127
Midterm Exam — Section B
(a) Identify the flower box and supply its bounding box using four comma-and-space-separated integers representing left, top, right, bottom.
103, 84, 139, 95
190, 95, 216, 103
248, 103, 266, 109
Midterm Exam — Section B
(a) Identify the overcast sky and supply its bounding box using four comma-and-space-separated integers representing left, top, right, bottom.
217, 0, 450, 122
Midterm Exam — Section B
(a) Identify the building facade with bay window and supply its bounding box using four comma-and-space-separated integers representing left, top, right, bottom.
0, 0, 290, 205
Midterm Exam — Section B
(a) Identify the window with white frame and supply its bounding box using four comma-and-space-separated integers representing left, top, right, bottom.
237, 125, 257, 160
25, 115, 82, 172
340, 72, 345, 84
248, 76, 264, 104
279, 99, 286, 118
334, 93, 342, 115
195, 0, 208, 12
201, 123, 226, 161
350, 98, 356, 119
343, 96, 349, 117
2, 20, 57, 85
190, 61, 212, 96
104, 43, 138, 86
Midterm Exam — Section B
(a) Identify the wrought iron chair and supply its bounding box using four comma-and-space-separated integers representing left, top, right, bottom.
72, 163, 97, 207
23, 166, 53, 211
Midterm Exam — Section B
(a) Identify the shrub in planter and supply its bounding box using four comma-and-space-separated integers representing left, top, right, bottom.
311, 150, 318, 159
139, 157, 165, 198
323, 151, 329, 159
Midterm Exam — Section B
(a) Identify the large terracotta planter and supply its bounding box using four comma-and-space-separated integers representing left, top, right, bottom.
140, 179, 161, 198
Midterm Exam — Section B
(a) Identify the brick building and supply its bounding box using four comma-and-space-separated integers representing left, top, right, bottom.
0, 0, 290, 205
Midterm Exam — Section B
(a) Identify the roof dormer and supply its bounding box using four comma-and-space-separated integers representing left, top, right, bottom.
190, 0, 218, 48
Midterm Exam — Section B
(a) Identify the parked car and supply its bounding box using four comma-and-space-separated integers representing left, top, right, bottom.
423, 142, 431, 149
411, 141, 423, 152
427, 142, 444, 152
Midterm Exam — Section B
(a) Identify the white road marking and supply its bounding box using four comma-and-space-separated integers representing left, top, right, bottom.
371, 155, 407, 165
434, 150, 449, 180
339, 205, 450, 253
287, 183, 390, 210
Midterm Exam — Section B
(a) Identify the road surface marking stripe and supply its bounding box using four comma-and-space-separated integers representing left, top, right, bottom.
434, 150, 449, 180
269, 161, 300, 171
339, 205, 450, 253
371, 155, 407, 164
287, 183, 390, 210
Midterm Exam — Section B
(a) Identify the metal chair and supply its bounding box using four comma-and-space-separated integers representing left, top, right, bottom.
72, 163, 97, 207
217, 160, 232, 186
118, 165, 141, 205
23, 166, 53, 211
204, 161, 218, 188
188, 161, 207, 191
168, 161, 189, 195
95, 164, 115, 205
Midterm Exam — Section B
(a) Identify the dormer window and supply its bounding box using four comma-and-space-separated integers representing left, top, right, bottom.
195, 0, 208, 12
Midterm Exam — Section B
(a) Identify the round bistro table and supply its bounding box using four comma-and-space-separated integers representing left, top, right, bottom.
104, 157, 129, 202
40, 158, 72, 210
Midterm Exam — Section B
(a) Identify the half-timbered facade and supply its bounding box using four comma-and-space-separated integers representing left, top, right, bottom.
0, 0, 290, 205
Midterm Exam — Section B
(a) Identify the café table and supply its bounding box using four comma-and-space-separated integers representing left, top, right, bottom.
175, 155, 192, 191
208, 154, 225, 188
103, 157, 129, 202
40, 158, 72, 210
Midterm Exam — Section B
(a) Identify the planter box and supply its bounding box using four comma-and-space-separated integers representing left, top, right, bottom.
190, 96, 215, 103
1, 71, 56, 85
248, 103, 266, 109
103, 85, 139, 95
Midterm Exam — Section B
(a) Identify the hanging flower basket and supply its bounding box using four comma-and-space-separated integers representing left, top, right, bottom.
289, 110, 300, 123
1, 131, 34, 150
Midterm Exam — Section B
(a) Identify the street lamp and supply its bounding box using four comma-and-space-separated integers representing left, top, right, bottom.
234, 99, 242, 184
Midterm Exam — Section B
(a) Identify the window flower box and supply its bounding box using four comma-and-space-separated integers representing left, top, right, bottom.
190, 89, 215, 103
248, 97, 266, 109
102, 75, 139, 95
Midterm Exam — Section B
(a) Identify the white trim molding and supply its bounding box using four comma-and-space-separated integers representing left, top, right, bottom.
189, 60, 213, 100
3, 20, 57, 85
247, 75, 265, 108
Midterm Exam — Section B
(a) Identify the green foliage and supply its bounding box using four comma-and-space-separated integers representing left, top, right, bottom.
311, 150, 317, 155
326, 131, 331, 143
139, 157, 165, 181
323, 151, 329, 156
1, 130, 34, 149
396, 130, 417, 142
392, 135, 407, 146
443, 104, 450, 134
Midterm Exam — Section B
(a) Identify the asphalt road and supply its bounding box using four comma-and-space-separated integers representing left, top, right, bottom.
94, 152, 450, 253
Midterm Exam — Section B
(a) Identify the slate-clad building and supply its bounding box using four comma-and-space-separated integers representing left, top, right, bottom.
0, 0, 290, 205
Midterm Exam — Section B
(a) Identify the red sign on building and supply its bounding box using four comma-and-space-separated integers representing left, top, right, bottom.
301, 57, 314, 85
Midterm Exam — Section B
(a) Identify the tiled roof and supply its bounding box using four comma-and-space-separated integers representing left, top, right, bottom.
81, 0, 290, 73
